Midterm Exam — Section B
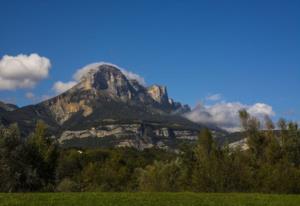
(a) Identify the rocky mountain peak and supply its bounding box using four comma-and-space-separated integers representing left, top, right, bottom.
80, 64, 123, 82
147, 85, 169, 104
77, 64, 136, 101
38, 63, 192, 125
76, 64, 172, 105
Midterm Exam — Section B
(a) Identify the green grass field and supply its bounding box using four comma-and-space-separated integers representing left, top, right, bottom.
1, 193, 300, 206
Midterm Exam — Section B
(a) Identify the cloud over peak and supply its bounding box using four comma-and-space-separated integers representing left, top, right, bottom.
73, 62, 146, 86
53, 62, 146, 95
0, 53, 51, 90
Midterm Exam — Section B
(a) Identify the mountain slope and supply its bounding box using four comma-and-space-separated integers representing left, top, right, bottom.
0, 64, 224, 149
0, 101, 18, 112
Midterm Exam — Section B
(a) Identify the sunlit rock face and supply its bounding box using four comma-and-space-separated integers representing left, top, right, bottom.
81, 65, 136, 101
59, 122, 198, 150
43, 97, 94, 124
147, 85, 169, 104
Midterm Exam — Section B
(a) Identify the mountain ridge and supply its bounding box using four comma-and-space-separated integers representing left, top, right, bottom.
0, 64, 224, 149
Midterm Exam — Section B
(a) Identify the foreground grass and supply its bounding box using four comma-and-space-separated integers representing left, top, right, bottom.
1, 193, 300, 206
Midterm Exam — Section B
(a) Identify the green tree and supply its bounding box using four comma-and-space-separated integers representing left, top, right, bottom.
239, 109, 250, 131
137, 160, 182, 192
26, 121, 59, 190
0, 123, 55, 192
239, 110, 266, 160
191, 128, 222, 192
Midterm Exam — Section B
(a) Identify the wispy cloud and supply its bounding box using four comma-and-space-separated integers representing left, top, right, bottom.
206, 93, 222, 101
25, 92, 35, 100
52, 81, 77, 94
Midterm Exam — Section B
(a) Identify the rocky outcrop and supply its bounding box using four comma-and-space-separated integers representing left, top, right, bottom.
81, 65, 136, 101
147, 85, 169, 105
59, 123, 198, 150
45, 97, 93, 124
229, 138, 249, 150
59, 123, 143, 142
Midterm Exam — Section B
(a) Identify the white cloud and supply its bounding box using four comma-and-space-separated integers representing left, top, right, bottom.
247, 103, 275, 117
73, 63, 102, 81
119, 68, 146, 86
0, 53, 51, 90
25, 92, 35, 100
52, 81, 77, 94
184, 102, 275, 132
206, 93, 222, 101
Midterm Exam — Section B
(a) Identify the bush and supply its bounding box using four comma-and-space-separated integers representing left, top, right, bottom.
56, 178, 79, 192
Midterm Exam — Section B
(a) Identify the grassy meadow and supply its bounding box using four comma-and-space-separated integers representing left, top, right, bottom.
1, 193, 300, 206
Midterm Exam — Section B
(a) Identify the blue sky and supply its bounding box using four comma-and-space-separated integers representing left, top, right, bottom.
0, 0, 299, 125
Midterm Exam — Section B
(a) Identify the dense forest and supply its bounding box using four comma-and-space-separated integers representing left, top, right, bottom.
0, 110, 300, 193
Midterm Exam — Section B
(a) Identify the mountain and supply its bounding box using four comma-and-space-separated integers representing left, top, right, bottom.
0, 101, 18, 112
0, 101, 18, 123
0, 64, 224, 150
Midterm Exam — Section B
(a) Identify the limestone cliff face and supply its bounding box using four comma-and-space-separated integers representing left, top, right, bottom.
59, 122, 198, 150
147, 85, 169, 105
44, 96, 93, 124
79, 65, 136, 101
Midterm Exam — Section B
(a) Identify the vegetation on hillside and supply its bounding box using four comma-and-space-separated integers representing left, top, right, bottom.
0, 110, 300, 193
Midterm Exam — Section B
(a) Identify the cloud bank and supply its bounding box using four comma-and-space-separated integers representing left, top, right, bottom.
0, 54, 51, 90
185, 102, 275, 132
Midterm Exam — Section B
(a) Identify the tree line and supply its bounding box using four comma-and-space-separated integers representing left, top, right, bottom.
0, 110, 300, 193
